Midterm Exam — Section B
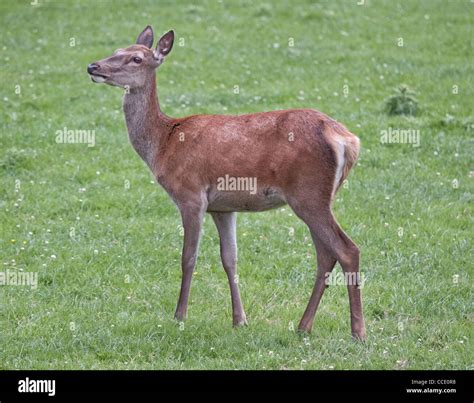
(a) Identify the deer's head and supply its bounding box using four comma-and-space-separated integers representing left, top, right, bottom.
87, 26, 174, 89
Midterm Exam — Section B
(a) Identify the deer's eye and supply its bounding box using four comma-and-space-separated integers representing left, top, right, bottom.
133, 57, 142, 64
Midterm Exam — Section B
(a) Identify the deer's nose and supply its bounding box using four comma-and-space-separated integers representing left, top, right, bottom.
87, 63, 100, 74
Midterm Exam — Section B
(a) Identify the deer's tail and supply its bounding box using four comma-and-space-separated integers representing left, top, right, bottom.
333, 132, 360, 194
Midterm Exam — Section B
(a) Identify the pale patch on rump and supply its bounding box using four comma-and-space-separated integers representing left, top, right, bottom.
333, 136, 346, 195
325, 127, 360, 196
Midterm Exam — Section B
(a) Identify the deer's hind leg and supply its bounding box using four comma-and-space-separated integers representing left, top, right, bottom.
298, 234, 337, 333
286, 193, 366, 340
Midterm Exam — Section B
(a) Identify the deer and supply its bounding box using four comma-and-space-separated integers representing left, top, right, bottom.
87, 25, 366, 340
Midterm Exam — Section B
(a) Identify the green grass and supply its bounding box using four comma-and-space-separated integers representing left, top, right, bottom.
0, 0, 472, 370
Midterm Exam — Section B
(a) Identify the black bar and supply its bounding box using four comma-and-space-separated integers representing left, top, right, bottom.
0, 370, 470, 401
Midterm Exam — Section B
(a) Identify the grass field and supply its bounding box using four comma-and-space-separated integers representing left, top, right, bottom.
0, 0, 472, 370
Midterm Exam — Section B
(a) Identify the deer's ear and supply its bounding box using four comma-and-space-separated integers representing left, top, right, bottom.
154, 30, 174, 64
136, 25, 154, 48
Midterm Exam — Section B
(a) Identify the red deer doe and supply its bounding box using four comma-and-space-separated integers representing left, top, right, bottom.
87, 26, 366, 339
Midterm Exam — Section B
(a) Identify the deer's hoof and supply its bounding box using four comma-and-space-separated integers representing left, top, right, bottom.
233, 317, 248, 327
174, 312, 187, 322
296, 327, 312, 336
351, 330, 367, 342
297, 320, 313, 334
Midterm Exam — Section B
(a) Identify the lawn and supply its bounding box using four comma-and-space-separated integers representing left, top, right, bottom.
0, 0, 472, 370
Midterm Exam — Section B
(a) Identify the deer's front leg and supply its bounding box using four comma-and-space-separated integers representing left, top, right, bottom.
211, 212, 247, 327
174, 198, 206, 321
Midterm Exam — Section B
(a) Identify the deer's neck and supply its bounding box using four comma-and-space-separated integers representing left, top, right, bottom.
123, 75, 171, 168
